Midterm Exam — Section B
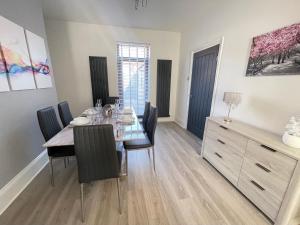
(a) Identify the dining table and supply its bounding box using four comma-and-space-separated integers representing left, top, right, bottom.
43, 107, 146, 148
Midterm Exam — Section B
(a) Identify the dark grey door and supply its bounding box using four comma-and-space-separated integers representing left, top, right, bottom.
187, 45, 219, 139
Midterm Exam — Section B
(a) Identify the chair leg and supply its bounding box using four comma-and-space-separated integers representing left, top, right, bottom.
67, 157, 70, 164
125, 150, 128, 176
64, 157, 67, 168
116, 178, 121, 214
49, 157, 54, 186
147, 149, 150, 158
80, 183, 84, 222
152, 146, 156, 172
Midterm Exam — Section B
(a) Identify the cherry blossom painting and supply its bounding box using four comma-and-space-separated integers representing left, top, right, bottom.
246, 23, 300, 76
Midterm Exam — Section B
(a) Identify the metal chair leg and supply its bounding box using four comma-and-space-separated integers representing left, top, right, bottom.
67, 157, 70, 165
152, 146, 155, 172
147, 149, 150, 158
64, 157, 67, 168
49, 157, 54, 186
116, 178, 121, 214
80, 183, 84, 222
125, 150, 128, 176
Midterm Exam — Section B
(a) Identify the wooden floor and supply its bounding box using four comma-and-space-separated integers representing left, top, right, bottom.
0, 122, 271, 225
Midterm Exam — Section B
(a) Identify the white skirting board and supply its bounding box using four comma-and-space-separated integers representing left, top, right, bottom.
0, 150, 49, 215
174, 119, 186, 129
158, 117, 174, 122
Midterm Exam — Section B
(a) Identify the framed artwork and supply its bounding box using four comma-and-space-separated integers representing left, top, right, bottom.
26, 30, 52, 88
0, 47, 10, 92
246, 23, 300, 76
0, 15, 36, 90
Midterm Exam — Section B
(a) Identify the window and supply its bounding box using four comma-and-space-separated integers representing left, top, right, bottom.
117, 42, 150, 116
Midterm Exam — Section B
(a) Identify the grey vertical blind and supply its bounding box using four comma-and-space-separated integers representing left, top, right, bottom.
156, 59, 172, 117
117, 43, 150, 116
89, 56, 109, 106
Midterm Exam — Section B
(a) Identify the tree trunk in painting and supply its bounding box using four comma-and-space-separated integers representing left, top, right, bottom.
277, 53, 282, 64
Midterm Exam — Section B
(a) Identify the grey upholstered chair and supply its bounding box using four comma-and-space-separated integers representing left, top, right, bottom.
73, 124, 122, 222
105, 96, 120, 105
37, 106, 75, 186
123, 106, 158, 173
141, 102, 150, 132
58, 101, 73, 127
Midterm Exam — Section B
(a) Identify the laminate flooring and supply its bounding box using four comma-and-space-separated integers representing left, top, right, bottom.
0, 122, 271, 225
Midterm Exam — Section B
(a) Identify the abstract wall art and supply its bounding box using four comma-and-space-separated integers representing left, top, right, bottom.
0, 47, 10, 92
246, 23, 300, 76
26, 30, 52, 88
0, 15, 36, 90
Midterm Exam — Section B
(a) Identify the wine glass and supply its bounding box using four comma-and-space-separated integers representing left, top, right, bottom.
114, 99, 120, 119
115, 99, 120, 111
95, 99, 102, 112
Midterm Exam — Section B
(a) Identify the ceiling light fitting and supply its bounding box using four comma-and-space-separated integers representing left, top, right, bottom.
135, 0, 148, 10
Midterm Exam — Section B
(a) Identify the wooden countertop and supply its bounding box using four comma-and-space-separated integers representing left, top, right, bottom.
207, 117, 300, 160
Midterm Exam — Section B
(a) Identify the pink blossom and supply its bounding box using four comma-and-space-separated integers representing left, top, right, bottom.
250, 23, 300, 59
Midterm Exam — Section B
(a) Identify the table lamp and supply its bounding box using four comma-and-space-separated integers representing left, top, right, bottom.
223, 92, 242, 123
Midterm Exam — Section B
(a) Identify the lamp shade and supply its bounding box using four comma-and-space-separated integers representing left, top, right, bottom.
223, 92, 242, 106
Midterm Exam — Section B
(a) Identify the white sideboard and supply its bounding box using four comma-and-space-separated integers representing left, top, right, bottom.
201, 117, 300, 225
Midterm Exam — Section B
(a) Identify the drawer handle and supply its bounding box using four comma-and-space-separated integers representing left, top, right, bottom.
214, 152, 223, 159
250, 180, 265, 191
255, 163, 271, 173
219, 125, 228, 130
260, 144, 277, 152
217, 139, 226, 145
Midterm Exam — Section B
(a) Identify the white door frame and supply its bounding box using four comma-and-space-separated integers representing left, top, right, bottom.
185, 36, 224, 129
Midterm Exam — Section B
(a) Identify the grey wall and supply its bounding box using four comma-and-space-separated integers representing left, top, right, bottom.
0, 0, 58, 188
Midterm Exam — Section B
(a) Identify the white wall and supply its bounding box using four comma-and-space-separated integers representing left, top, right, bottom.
45, 20, 181, 118
175, 0, 300, 135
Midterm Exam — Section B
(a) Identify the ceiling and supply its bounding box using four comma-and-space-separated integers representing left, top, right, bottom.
42, 0, 211, 32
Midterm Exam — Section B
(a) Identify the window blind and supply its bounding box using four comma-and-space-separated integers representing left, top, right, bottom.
117, 43, 150, 116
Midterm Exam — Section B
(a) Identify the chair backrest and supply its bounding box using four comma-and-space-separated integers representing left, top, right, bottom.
37, 106, 62, 142
58, 101, 73, 127
105, 96, 119, 105
146, 106, 158, 145
142, 102, 150, 131
73, 125, 120, 184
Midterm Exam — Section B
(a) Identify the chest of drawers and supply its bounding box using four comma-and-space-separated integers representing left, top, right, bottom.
202, 117, 300, 225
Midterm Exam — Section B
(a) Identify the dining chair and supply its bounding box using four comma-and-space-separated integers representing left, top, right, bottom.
37, 106, 75, 186
141, 101, 150, 132
73, 124, 123, 222
58, 101, 73, 127
123, 106, 158, 173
